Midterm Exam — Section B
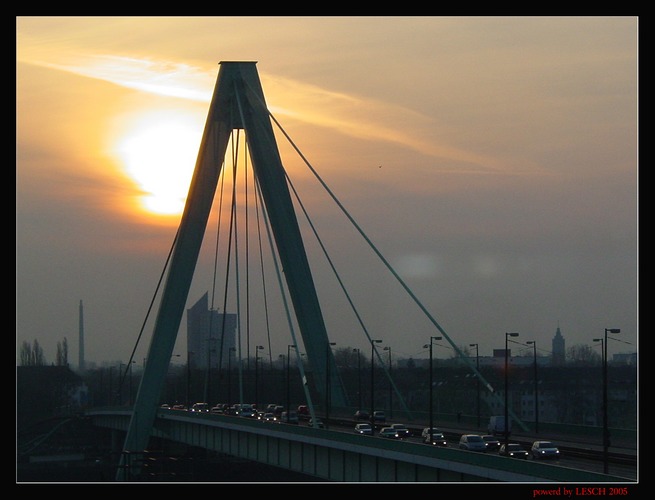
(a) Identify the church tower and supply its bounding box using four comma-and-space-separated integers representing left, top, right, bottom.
551, 324, 566, 365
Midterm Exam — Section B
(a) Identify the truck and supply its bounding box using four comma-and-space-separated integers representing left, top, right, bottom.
487, 415, 512, 436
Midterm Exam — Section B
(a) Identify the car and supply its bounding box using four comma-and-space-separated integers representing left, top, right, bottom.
424, 431, 448, 447
281, 411, 299, 424
378, 427, 400, 439
390, 423, 411, 438
458, 434, 487, 452
373, 411, 386, 423
160, 403, 171, 409
354, 410, 370, 421
171, 404, 186, 410
354, 423, 374, 435
421, 427, 440, 439
308, 418, 325, 428
210, 405, 224, 414
499, 443, 529, 459
482, 435, 501, 451
262, 412, 277, 422
191, 402, 210, 413
273, 405, 285, 417
297, 405, 310, 420
531, 441, 561, 460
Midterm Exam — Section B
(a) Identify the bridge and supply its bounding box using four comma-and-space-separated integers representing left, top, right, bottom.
106, 62, 634, 483
89, 408, 628, 482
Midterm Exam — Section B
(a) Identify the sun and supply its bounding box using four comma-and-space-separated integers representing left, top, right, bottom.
116, 111, 202, 216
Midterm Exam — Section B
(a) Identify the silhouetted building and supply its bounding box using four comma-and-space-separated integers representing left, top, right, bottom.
186, 292, 237, 370
551, 325, 566, 366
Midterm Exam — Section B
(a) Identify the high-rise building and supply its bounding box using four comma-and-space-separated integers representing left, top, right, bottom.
551, 325, 566, 366
186, 292, 237, 370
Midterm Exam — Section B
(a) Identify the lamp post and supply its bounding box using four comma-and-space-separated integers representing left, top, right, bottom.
227, 347, 235, 408
383, 346, 392, 418
593, 337, 604, 440
370, 339, 382, 425
504, 332, 519, 449
353, 348, 362, 411
325, 342, 336, 428
602, 328, 620, 474
469, 343, 480, 429
187, 351, 194, 409
287, 344, 295, 419
526, 341, 538, 434
255, 345, 264, 411
423, 336, 442, 441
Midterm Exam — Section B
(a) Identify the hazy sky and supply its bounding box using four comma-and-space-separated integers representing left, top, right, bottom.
16, 16, 638, 369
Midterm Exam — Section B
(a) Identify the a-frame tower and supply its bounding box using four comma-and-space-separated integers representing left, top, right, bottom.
117, 62, 345, 478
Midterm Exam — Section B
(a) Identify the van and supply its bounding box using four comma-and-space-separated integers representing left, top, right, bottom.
487, 415, 511, 436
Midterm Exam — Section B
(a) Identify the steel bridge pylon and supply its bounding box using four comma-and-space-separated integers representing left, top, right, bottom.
117, 61, 346, 479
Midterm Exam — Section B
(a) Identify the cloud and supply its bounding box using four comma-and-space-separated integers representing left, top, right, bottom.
18, 40, 539, 177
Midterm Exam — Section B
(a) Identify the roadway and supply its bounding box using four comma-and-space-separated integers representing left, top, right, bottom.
294, 415, 638, 482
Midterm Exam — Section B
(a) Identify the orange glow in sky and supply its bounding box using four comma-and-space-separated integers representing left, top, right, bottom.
115, 111, 201, 216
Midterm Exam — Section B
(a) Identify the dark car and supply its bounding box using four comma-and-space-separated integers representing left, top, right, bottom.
531, 441, 560, 460
297, 405, 310, 420
499, 443, 529, 459
308, 418, 324, 428
373, 411, 386, 424
354, 410, 370, 421
482, 435, 501, 451
424, 431, 448, 447
378, 427, 400, 439
390, 423, 411, 438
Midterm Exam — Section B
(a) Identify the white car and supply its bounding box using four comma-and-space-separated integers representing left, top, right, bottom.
458, 434, 487, 452
354, 423, 374, 435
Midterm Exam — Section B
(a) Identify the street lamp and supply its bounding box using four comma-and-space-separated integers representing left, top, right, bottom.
526, 341, 538, 433
383, 346, 392, 418
325, 342, 336, 428
255, 345, 264, 411
287, 344, 296, 420
370, 339, 383, 425
469, 343, 480, 429
593, 337, 604, 444
423, 336, 442, 442
227, 347, 236, 408
353, 348, 362, 411
602, 328, 620, 474
186, 351, 195, 409
504, 332, 519, 449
